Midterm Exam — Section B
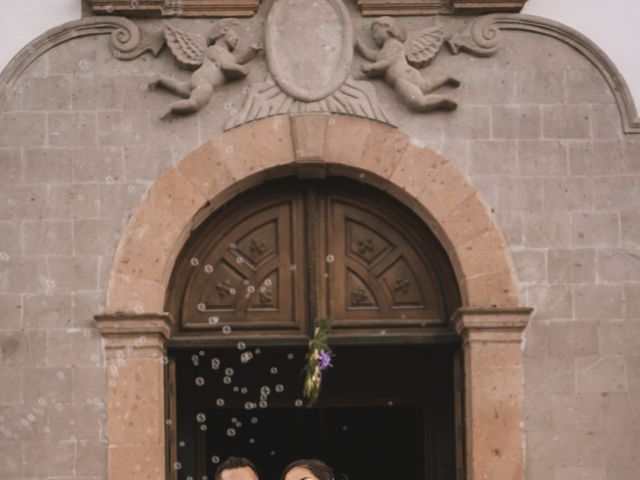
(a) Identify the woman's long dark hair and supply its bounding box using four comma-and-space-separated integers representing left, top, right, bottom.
281, 459, 348, 480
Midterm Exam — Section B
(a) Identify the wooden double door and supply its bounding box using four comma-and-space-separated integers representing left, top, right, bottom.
168, 178, 459, 343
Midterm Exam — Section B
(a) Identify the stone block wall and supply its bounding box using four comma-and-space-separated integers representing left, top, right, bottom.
0, 14, 639, 480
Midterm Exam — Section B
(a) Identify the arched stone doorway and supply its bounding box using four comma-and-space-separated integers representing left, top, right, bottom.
95, 114, 531, 480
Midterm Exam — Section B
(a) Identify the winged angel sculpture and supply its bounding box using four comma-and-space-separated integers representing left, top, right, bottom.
356, 17, 460, 112
150, 19, 262, 117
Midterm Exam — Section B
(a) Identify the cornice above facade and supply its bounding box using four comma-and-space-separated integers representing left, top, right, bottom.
86, 0, 262, 17
85, 0, 525, 18
355, 0, 526, 16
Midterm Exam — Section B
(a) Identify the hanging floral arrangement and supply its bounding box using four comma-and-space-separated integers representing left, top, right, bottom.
303, 317, 333, 407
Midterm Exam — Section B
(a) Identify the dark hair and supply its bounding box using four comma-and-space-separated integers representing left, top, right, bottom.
215, 457, 258, 480
281, 459, 348, 480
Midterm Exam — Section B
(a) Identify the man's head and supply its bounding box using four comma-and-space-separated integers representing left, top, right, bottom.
215, 457, 259, 480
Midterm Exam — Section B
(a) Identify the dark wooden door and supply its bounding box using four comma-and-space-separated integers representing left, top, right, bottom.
168, 178, 459, 343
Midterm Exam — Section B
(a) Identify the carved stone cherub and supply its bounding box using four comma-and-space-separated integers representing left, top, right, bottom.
150, 19, 262, 117
355, 17, 460, 112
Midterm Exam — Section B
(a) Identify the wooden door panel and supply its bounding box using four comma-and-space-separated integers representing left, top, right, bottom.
169, 178, 458, 341
327, 198, 444, 327
179, 194, 305, 332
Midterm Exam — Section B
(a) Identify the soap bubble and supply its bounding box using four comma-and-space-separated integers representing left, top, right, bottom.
264, 278, 272, 287
251, 417, 258, 424
196, 413, 206, 423
326, 254, 335, 263
174, 462, 182, 470
237, 341, 246, 351
236, 257, 243, 264
270, 367, 278, 375
254, 348, 261, 354
222, 325, 232, 335
275, 384, 284, 393
231, 417, 238, 423
204, 264, 214, 273
247, 285, 255, 294
240, 387, 248, 394
131, 0, 140, 8
240, 352, 253, 363
197, 303, 206, 312
195, 377, 205, 386
225, 367, 234, 376
249, 438, 255, 444
211, 358, 221, 370
244, 401, 256, 410
226, 428, 236, 437
259, 400, 268, 409
208, 316, 220, 325
294, 399, 303, 407
105, 5, 114, 13
191, 354, 199, 364
211, 456, 220, 464
260, 386, 271, 396
223, 376, 232, 384
287, 353, 294, 360
179, 441, 186, 447
216, 398, 225, 407
190, 258, 199, 266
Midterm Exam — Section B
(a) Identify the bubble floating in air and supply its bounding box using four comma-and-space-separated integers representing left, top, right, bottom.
204, 264, 214, 274
223, 376, 232, 384
196, 413, 206, 423
190, 258, 199, 266
211, 456, 220, 464
208, 316, 220, 325
222, 325, 232, 335
225, 367, 234, 376
287, 353, 294, 360
240, 352, 253, 364
294, 399, 303, 407
237, 341, 246, 351
195, 377, 205, 386
211, 358, 221, 370
226, 428, 236, 437
216, 398, 225, 407
275, 384, 284, 393
270, 367, 278, 375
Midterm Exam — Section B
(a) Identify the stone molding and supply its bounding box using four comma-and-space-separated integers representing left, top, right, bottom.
453, 307, 532, 343
95, 313, 173, 340
355, 0, 526, 15
1, 14, 638, 133
87, 0, 262, 17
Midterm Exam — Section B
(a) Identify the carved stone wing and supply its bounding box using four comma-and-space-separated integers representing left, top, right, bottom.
404, 26, 446, 69
164, 23, 206, 70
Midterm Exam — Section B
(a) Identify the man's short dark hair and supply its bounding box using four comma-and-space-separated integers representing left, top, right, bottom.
215, 456, 258, 480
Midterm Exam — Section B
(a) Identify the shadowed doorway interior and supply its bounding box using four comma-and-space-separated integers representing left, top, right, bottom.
165, 176, 463, 480
172, 344, 457, 480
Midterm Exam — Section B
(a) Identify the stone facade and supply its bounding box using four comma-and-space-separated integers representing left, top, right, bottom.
0, 3, 639, 480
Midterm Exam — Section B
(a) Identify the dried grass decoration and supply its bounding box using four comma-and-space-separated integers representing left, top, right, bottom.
303, 318, 334, 406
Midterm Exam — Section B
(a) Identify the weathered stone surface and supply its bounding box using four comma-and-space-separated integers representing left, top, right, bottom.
24, 148, 73, 183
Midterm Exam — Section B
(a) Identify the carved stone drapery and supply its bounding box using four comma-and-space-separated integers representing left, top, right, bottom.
87, 0, 263, 17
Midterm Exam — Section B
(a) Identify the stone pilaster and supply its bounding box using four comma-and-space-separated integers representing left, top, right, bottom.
453, 307, 532, 480
95, 313, 173, 480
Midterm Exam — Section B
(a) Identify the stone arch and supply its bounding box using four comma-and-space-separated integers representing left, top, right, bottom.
105, 114, 519, 315
98, 114, 532, 480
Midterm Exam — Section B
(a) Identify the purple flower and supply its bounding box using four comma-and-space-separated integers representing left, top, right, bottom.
317, 350, 333, 371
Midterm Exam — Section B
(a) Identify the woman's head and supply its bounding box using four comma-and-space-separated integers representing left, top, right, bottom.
281, 459, 334, 480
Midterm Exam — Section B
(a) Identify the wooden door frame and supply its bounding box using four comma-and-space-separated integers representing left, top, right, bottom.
95, 114, 532, 480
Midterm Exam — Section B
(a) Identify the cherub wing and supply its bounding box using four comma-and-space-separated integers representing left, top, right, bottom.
164, 23, 207, 70
404, 26, 445, 69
